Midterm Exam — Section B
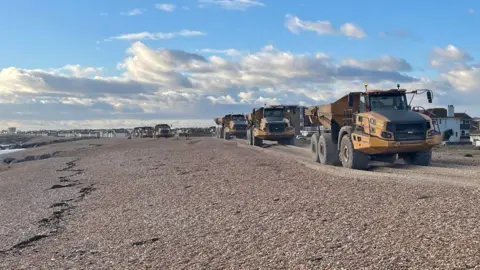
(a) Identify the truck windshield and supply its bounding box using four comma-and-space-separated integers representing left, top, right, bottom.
264, 109, 284, 121
369, 94, 408, 111
232, 115, 245, 121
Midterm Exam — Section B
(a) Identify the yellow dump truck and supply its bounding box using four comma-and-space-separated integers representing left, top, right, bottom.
246, 105, 296, 146
306, 84, 442, 170
214, 114, 248, 140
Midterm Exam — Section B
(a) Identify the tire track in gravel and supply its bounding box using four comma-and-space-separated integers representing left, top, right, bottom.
0, 158, 96, 254
235, 139, 480, 189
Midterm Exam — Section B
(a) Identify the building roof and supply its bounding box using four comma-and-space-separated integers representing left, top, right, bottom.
454, 113, 472, 119
426, 108, 447, 118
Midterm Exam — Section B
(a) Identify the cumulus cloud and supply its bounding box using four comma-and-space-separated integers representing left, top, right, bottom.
430, 44, 473, 68
339, 23, 367, 38
111, 30, 206, 41
198, 0, 264, 10
2, 42, 480, 130
155, 4, 176, 12
120, 8, 145, 16
441, 66, 480, 92
339, 56, 412, 72
285, 14, 366, 38
199, 48, 242, 56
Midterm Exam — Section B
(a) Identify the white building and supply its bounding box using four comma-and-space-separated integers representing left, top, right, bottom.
470, 132, 480, 147
428, 105, 461, 143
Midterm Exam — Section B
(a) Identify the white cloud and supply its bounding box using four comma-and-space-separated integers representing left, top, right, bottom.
52, 65, 104, 77
199, 48, 241, 56
100, 12, 109, 16
340, 23, 367, 38
2, 42, 480, 130
238, 91, 255, 103
120, 8, 145, 16
285, 14, 334, 35
468, 8, 475, 13
339, 56, 412, 72
111, 30, 206, 41
430, 44, 473, 68
198, 0, 264, 10
155, 4, 176, 12
441, 66, 480, 92
182, 6, 191, 10
285, 14, 366, 38
207, 95, 237, 104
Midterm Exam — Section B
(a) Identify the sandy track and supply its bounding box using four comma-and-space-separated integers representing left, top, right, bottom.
1, 137, 480, 269
246, 139, 480, 188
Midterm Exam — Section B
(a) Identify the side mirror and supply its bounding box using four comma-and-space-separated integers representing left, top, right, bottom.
348, 94, 354, 107
426, 91, 432, 103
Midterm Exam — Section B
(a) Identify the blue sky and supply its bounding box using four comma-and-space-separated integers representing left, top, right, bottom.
0, 0, 479, 129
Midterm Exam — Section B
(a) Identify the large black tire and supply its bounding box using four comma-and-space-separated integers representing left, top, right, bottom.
278, 136, 295, 146
372, 154, 397, 164
219, 127, 224, 139
254, 135, 263, 147
311, 133, 320, 162
247, 129, 254, 145
318, 133, 341, 166
402, 150, 432, 166
287, 136, 295, 146
224, 129, 230, 140
339, 135, 369, 170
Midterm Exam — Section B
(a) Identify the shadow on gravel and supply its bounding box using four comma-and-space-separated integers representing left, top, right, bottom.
2, 152, 64, 165
0, 158, 96, 255
132, 238, 160, 247
49, 183, 78, 189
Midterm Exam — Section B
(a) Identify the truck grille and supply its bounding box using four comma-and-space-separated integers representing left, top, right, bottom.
267, 123, 286, 133
234, 124, 247, 131
392, 122, 426, 141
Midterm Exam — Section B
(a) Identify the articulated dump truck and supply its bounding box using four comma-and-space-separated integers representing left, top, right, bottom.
246, 105, 295, 146
306, 85, 442, 170
154, 124, 174, 138
214, 114, 248, 140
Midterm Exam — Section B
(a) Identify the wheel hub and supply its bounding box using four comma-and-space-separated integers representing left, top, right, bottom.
343, 146, 349, 162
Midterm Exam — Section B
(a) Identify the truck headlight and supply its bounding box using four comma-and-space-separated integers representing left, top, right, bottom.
381, 131, 392, 139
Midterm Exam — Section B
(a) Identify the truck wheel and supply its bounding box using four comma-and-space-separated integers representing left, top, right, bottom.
220, 128, 225, 139
224, 129, 230, 140
254, 135, 263, 147
373, 154, 397, 164
402, 150, 432, 166
318, 133, 340, 166
339, 135, 369, 170
287, 136, 295, 146
311, 133, 320, 162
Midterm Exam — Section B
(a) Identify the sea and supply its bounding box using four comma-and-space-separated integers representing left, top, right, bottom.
0, 147, 25, 156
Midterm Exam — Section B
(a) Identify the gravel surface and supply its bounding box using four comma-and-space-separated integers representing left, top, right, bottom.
1, 137, 480, 269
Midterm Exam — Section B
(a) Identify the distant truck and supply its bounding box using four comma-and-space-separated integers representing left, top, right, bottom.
154, 124, 174, 138
245, 105, 296, 146
305, 84, 442, 170
214, 114, 248, 140
133, 126, 154, 138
